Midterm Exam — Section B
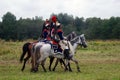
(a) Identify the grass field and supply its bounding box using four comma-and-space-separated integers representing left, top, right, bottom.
0, 39, 120, 80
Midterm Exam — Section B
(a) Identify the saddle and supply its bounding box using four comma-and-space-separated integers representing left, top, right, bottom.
40, 38, 63, 54
51, 40, 63, 54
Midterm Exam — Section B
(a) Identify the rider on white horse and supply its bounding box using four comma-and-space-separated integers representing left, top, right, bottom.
41, 16, 64, 55
50, 15, 64, 40
50, 16, 64, 55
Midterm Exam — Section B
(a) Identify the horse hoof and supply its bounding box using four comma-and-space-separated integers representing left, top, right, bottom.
31, 68, 38, 72
78, 70, 81, 72
21, 69, 24, 72
52, 68, 55, 71
31, 69, 34, 72
69, 70, 72, 72
64, 69, 68, 72
64, 67, 68, 72
49, 68, 51, 71
35, 68, 38, 72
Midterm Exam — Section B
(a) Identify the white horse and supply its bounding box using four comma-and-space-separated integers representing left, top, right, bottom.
49, 34, 87, 71
31, 34, 87, 72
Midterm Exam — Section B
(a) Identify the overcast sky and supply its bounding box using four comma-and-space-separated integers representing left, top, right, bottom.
0, 0, 120, 21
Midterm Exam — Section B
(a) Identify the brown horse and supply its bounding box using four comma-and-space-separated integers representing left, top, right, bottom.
20, 42, 37, 71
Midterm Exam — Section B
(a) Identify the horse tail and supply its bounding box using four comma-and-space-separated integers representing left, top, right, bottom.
20, 42, 31, 63
32, 44, 42, 71
34, 45, 42, 64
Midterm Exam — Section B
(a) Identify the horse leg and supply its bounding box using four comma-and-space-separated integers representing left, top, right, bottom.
41, 59, 47, 72
64, 59, 69, 71
71, 58, 81, 72
36, 54, 47, 72
31, 51, 38, 72
59, 59, 65, 69
20, 50, 26, 63
21, 46, 31, 71
68, 62, 72, 72
20, 42, 30, 62
63, 59, 72, 72
21, 54, 31, 71
49, 56, 55, 71
21, 50, 27, 71
31, 57, 38, 72
20, 51, 26, 63
52, 58, 59, 71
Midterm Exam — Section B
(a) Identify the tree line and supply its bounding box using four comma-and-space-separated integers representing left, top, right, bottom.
0, 12, 120, 41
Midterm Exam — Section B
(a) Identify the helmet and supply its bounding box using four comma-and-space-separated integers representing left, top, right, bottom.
51, 16, 57, 22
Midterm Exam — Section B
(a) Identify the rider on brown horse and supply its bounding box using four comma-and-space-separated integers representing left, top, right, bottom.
41, 19, 51, 40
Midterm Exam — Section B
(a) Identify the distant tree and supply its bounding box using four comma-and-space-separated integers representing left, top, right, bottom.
0, 22, 3, 38
0, 12, 120, 40
110, 17, 120, 39
63, 24, 76, 35
84, 17, 102, 39
1, 12, 17, 40
100, 17, 117, 39
112, 23, 120, 39
74, 17, 84, 33
16, 17, 43, 40
57, 13, 74, 26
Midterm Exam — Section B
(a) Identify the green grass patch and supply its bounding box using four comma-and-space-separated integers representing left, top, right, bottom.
0, 40, 120, 80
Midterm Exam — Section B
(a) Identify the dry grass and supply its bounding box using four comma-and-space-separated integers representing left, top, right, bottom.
0, 40, 120, 80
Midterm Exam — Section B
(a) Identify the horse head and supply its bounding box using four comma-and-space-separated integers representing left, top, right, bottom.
80, 34, 87, 48
70, 34, 87, 48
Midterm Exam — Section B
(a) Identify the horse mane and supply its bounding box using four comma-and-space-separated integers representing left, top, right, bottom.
66, 31, 77, 41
